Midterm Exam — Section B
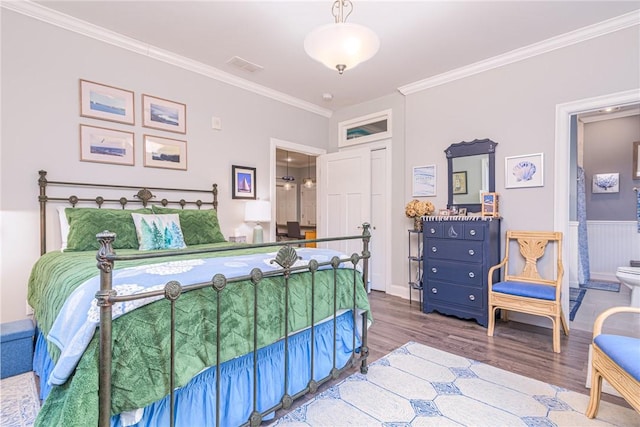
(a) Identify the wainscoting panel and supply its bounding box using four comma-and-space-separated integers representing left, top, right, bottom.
587, 221, 639, 281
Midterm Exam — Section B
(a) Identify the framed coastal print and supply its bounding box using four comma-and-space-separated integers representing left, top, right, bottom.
80, 124, 134, 166
452, 171, 467, 194
633, 141, 639, 180
143, 134, 187, 170
482, 192, 499, 217
592, 173, 620, 193
505, 153, 544, 188
232, 165, 256, 200
80, 79, 135, 125
142, 94, 186, 134
412, 165, 436, 197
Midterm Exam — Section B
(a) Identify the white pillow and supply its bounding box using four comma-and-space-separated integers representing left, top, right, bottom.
131, 213, 187, 251
58, 207, 70, 251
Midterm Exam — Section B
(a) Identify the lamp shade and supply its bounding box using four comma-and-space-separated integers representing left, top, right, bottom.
304, 22, 380, 73
244, 200, 271, 223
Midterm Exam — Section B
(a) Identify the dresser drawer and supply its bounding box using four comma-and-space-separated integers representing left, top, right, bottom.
426, 281, 485, 310
426, 239, 483, 262
423, 222, 442, 238
425, 259, 484, 287
438, 222, 485, 241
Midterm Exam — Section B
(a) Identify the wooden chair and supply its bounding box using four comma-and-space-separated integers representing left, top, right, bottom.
586, 306, 640, 418
487, 230, 568, 353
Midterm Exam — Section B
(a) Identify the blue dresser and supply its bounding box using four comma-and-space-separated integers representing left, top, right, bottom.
422, 217, 501, 327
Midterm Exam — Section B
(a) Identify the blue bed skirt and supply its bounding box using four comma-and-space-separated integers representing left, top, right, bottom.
34, 310, 361, 427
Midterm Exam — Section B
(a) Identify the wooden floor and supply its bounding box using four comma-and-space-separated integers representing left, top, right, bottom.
363, 291, 629, 408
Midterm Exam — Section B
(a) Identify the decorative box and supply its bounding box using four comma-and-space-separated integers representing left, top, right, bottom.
1, 318, 35, 378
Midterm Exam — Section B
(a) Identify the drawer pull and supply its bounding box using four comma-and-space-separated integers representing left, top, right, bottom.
431, 247, 437, 253
468, 249, 475, 256
429, 228, 436, 234
431, 267, 438, 273
469, 229, 476, 236
469, 295, 475, 301
431, 288, 438, 294
468, 272, 475, 278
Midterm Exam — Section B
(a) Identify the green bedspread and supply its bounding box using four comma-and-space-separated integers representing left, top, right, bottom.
29, 243, 371, 427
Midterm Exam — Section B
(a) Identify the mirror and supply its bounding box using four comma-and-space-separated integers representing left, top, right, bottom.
445, 139, 498, 212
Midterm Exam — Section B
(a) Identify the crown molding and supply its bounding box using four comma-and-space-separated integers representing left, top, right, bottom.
2, 0, 333, 118
398, 10, 640, 96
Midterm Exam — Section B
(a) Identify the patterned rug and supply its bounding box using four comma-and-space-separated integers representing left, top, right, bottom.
579, 280, 621, 293
0, 372, 39, 427
274, 341, 637, 426
569, 287, 587, 322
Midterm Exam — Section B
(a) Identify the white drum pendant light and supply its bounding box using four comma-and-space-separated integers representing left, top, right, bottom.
304, 0, 380, 74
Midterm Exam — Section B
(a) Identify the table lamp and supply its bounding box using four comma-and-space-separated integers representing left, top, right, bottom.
244, 200, 271, 244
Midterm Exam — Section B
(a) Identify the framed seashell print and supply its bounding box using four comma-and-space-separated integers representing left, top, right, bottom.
505, 153, 544, 188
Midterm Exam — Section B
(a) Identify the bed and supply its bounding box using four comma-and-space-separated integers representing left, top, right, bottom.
30, 170, 372, 427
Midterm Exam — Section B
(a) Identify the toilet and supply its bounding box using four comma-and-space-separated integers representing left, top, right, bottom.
616, 266, 640, 308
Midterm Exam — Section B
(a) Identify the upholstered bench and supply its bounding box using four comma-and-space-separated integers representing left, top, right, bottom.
0, 318, 35, 379
586, 306, 640, 418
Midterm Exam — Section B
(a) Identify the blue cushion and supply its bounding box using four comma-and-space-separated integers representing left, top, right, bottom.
594, 334, 640, 382
492, 281, 556, 300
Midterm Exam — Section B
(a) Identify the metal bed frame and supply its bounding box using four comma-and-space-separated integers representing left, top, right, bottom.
36, 170, 370, 427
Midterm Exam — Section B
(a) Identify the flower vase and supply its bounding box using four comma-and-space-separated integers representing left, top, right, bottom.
413, 217, 423, 232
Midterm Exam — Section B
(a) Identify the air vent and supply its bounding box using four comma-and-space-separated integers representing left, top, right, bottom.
227, 56, 264, 73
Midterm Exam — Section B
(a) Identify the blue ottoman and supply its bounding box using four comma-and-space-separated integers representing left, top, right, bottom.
1, 319, 35, 379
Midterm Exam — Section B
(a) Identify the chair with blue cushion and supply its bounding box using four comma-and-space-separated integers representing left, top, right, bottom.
487, 230, 568, 353
586, 306, 640, 418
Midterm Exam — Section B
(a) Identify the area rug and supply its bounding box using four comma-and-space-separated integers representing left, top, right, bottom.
273, 341, 638, 426
579, 279, 621, 292
569, 287, 586, 321
0, 372, 39, 427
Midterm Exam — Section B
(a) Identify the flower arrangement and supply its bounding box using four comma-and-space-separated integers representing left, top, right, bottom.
405, 199, 435, 218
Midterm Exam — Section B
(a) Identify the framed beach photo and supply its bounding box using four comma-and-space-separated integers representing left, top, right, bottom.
80, 124, 134, 166
412, 165, 436, 197
505, 153, 544, 188
80, 80, 135, 125
232, 165, 256, 200
142, 94, 186, 134
143, 134, 187, 170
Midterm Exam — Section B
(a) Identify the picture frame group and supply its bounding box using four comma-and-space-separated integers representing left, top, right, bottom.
79, 79, 188, 169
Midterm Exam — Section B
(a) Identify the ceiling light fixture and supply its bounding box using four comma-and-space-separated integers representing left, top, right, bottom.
304, 155, 314, 188
304, 0, 380, 75
282, 151, 295, 189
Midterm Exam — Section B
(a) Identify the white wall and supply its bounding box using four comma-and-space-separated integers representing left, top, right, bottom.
0, 10, 329, 322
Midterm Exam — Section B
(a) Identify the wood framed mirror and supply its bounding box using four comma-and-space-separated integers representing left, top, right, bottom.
445, 138, 498, 213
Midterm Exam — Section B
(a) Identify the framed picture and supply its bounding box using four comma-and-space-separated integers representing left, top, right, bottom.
633, 141, 639, 180
232, 165, 256, 200
412, 165, 436, 197
142, 94, 186, 134
80, 79, 135, 125
80, 125, 134, 166
592, 173, 620, 193
458, 208, 468, 216
143, 134, 187, 170
505, 153, 544, 188
452, 171, 467, 194
438, 209, 450, 216
482, 192, 499, 217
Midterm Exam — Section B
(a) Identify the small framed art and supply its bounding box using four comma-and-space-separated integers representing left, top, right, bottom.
633, 141, 639, 180
592, 173, 620, 193
232, 165, 256, 200
458, 208, 468, 216
412, 165, 436, 197
80, 79, 135, 125
482, 192, 499, 217
505, 153, 544, 188
80, 124, 134, 166
452, 171, 467, 194
142, 94, 186, 134
143, 134, 187, 170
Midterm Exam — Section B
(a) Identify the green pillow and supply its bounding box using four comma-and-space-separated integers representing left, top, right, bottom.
151, 206, 226, 245
65, 207, 152, 251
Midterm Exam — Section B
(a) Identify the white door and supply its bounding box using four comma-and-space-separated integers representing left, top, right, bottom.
276, 183, 297, 224
317, 148, 371, 257
370, 148, 387, 291
300, 185, 316, 226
